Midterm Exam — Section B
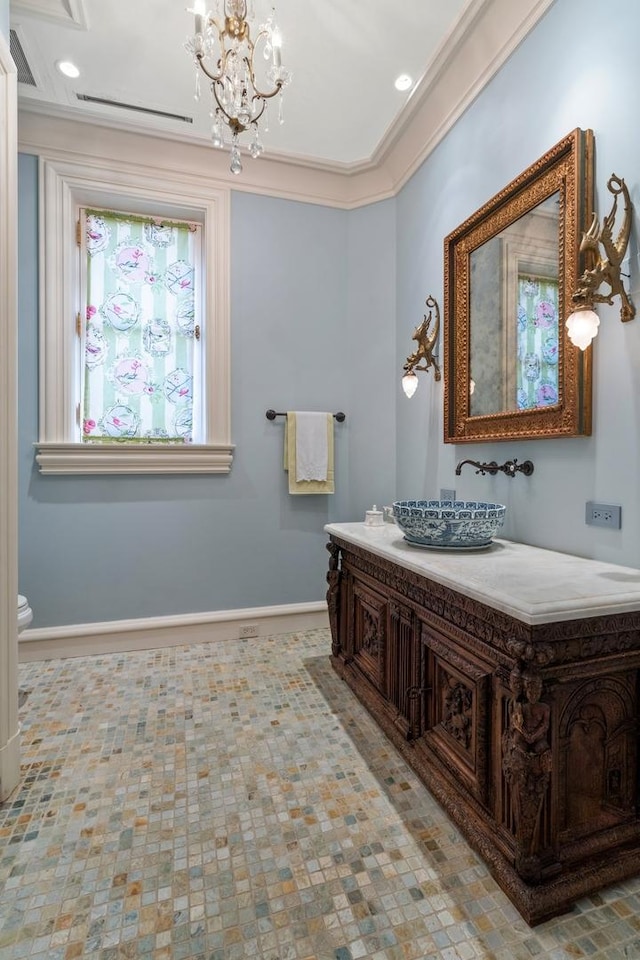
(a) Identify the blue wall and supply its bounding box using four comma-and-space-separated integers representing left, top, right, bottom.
0, 0, 7, 40
17, 166, 397, 626
396, 0, 640, 569
18, 0, 640, 628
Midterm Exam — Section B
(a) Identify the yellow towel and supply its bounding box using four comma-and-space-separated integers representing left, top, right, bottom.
284, 412, 335, 494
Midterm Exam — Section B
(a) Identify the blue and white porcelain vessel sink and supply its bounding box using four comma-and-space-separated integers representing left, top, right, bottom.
392, 499, 506, 549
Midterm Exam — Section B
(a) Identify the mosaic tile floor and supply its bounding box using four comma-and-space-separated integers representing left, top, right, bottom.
2, 629, 640, 960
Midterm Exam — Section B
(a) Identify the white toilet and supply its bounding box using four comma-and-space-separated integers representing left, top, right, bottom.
17, 595, 33, 634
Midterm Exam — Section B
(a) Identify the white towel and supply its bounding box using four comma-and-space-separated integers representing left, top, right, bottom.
294, 411, 329, 481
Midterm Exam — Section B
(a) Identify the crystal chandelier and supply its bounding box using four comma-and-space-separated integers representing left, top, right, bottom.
186, 0, 291, 175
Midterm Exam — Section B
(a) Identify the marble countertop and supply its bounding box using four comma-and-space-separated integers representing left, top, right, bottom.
324, 522, 640, 625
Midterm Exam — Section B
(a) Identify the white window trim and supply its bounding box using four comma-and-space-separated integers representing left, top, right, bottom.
36, 154, 233, 475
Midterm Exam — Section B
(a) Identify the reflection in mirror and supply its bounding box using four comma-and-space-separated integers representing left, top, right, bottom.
469, 193, 560, 417
444, 129, 594, 443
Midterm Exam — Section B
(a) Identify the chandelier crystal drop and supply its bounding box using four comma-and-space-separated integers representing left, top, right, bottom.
186, 0, 292, 174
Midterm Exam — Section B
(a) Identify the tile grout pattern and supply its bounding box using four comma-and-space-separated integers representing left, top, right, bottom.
1, 628, 640, 959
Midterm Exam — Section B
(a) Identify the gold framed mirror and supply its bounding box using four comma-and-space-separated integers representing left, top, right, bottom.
443, 128, 594, 443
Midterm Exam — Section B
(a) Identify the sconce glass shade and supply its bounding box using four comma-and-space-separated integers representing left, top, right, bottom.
402, 371, 419, 398
566, 307, 600, 351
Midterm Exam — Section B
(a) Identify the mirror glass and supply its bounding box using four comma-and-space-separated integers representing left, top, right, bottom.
444, 129, 594, 443
469, 193, 559, 416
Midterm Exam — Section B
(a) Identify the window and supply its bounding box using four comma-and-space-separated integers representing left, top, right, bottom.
515, 274, 559, 410
80, 208, 202, 444
36, 156, 232, 475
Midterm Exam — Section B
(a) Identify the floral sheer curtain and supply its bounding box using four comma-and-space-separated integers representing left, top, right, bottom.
516, 275, 559, 410
81, 208, 200, 443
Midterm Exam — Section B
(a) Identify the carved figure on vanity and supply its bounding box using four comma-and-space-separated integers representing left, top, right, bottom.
326, 542, 342, 657
512, 673, 550, 754
361, 607, 380, 657
502, 669, 552, 881
443, 678, 473, 749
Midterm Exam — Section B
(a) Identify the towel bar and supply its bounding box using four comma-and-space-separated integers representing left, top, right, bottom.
266, 409, 346, 422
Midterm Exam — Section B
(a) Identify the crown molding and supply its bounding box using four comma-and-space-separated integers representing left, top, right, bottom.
18, 0, 555, 208
18, 111, 384, 210
11, 0, 87, 29
377, 0, 556, 192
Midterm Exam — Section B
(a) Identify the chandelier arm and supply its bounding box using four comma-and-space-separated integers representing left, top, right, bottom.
210, 80, 261, 136
249, 98, 265, 124
240, 47, 284, 101
240, 20, 282, 96
197, 41, 281, 124
194, 16, 229, 84
195, 20, 276, 96
251, 78, 284, 101
195, 52, 224, 84
210, 80, 237, 128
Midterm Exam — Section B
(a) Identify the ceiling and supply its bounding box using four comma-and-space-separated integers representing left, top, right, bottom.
10, 0, 485, 170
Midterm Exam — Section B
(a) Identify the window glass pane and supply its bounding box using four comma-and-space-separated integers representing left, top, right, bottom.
516, 274, 559, 411
81, 209, 200, 443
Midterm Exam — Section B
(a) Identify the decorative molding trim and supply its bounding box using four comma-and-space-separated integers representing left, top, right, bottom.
17, 0, 555, 208
18, 601, 330, 661
11, 0, 87, 29
18, 112, 376, 210
36, 442, 235, 475
0, 33, 20, 801
36, 154, 232, 474
376, 0, 556, 194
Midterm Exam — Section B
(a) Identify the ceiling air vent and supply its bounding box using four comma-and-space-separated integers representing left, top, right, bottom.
10, 30, 36, 86
76, 94, 193, 124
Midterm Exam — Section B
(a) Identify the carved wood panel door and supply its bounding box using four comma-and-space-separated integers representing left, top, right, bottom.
418, 624, 494, 806
386, 600, 419, 740
351, 579, 388, 696
556, 671, 638, 847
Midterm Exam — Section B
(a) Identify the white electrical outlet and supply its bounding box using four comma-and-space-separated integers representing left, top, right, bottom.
239, 624, 259, 638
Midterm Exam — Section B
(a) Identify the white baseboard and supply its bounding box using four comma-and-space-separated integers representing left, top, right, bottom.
18, 601, 329, 661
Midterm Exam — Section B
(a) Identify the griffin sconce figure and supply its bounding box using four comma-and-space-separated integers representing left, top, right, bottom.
573, 173, 635, 322
404, 295, 442, 383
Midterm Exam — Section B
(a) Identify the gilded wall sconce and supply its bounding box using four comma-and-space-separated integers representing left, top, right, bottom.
566, 173, 635, 350
401, 294, 441, 398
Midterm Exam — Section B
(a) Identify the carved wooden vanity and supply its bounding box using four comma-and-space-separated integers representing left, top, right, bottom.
325, 523, 640, 925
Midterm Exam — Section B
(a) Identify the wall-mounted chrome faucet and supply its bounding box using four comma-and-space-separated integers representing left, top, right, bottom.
455, 458, 534, 478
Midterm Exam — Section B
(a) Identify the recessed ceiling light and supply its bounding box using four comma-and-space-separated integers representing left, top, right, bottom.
56, 60, 80, 79
394, 74, 413, 92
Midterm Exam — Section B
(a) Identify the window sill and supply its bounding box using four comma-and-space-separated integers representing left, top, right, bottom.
36, 442, 235, 475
